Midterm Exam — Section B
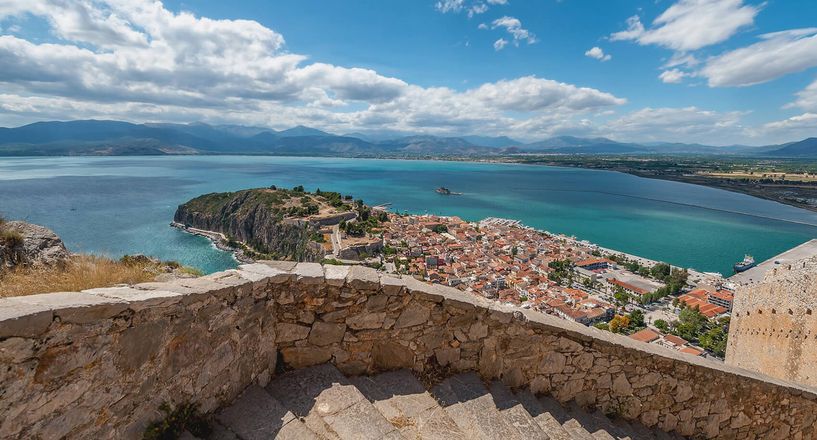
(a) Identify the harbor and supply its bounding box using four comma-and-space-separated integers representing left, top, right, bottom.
728, 239, 817, 285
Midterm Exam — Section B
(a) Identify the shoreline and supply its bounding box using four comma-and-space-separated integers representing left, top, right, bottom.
170, 222, 254, 264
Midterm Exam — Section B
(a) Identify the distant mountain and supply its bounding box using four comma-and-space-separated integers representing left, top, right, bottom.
460, 135, 522, 148
276, 125, 332, 138
524, 136, 646, 154
765, 138, 817, 157
1, 119, 815, 158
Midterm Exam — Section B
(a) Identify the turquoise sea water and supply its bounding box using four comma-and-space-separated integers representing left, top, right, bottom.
1, 155, 816, 275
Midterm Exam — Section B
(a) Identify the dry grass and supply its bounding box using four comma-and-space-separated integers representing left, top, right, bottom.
0, 254, 162, 298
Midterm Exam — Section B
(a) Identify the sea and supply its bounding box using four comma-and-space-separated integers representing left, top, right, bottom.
1, 155, 816, 275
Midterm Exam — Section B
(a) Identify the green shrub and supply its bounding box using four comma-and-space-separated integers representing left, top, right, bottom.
0, 229, 23, 247
143, 402, 210, 440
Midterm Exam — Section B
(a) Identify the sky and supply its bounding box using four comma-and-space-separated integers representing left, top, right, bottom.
0, 0, 816, 145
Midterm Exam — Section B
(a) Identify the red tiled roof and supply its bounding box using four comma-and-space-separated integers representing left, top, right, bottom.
663, 334, 687, 346
610, 279, 649, 295
680, 346, 704, 356
629, 328, 660, 343
575, 258, 612, 267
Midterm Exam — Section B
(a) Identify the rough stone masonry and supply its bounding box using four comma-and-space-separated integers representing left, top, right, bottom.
727, 255, 817, 388
1, 261, 816, 439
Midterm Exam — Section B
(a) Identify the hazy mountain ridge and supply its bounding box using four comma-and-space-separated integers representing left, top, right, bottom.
0, 119, 814, 157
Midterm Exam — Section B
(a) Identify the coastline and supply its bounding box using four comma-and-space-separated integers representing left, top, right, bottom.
170, 222, 254, 264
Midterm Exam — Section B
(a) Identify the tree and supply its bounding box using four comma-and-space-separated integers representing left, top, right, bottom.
654, 319, 669, 332
613, 288, 630, 307
629, 309, 645, 329
673, 307, 708, 342
609, 315, 630, 334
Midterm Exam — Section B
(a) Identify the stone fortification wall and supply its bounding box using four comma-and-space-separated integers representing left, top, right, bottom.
726, 256, 817, 388
2, 262, 816, 439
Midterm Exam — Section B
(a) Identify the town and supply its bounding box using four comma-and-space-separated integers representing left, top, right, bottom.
371, 213, 734, 359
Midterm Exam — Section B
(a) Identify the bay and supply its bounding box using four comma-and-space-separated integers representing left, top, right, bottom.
1, 155, 816, 275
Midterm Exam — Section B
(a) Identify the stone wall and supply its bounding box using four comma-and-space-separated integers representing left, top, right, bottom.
2, 262, 816, 439
726, 256, 817, 388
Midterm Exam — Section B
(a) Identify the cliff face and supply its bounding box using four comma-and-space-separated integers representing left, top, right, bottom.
0, 220, 70, 270
174, 189, 329, 262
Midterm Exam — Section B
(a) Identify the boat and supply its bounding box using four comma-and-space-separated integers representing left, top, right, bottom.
733, 254, 756, 273
435, 187, 462, 195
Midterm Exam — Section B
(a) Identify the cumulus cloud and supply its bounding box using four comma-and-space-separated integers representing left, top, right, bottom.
493, 38, 508, 51
610, 0, 759, 52
788, 78, 817, 112
763, 113, 817, 134
605, 106, 746, 143
434, 0, 465, 13
491, 16, 537, 46
585, 47, 611, 62
659, 69, 688, 84
434, 0, 506, 17
0, 0, 628, 140
701, 29, 817, 87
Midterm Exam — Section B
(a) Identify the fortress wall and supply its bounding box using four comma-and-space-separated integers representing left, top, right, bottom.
726, 257, 817, 388
1, 262, 816, 439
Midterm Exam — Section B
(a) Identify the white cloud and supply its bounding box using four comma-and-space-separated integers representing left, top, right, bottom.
605, 106, 746, 143
435, 0, 506, 17
701, 28, 817, 87
435, 0, 465, 13
585, 47, 611, 62
0, 0, 629, 141
658, 69, 688, 83
763, 113, 817, 133
491, 16, 537, 46
493, 38, 508, 51
788, 78, 817, 112
610, 0, 759, 51
468, 4, 488, 17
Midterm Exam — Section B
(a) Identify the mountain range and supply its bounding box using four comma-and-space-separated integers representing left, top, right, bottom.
0, 119, 814, 158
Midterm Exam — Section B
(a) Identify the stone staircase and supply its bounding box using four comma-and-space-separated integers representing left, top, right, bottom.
194, 364, 685, 440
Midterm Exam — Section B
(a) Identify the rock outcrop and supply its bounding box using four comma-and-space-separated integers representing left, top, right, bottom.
174, 188, 352, 262
0, 220, 70, 270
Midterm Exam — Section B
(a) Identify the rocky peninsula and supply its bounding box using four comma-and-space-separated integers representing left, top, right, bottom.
173, 186, 370, 262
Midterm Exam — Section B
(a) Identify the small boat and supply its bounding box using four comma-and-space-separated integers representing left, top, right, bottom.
733, 254, 756, 273
435, 187, 462, 195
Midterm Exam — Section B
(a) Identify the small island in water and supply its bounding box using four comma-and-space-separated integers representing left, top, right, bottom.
435, 187, 462, 195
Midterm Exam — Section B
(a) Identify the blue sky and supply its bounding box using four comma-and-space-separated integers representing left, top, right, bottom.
1, 0, 817, 145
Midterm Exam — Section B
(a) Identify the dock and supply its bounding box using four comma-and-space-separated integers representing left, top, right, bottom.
729, 239, 817, 286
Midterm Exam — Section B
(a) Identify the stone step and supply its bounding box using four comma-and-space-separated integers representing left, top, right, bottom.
265, 363, 404, 440
430, 372, 527, 440
564, 402, 633, 440
538, 396, 596, 440
349, 370, 468, 440
216, 384, 318, 440
610, 416, 658, 440
487, 381, 549, 439
513, 389, 575, 440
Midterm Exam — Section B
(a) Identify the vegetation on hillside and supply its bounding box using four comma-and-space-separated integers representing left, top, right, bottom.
0, 254, 200, 298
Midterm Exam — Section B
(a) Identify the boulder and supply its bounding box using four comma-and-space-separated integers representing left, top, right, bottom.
0, 221, 70, 270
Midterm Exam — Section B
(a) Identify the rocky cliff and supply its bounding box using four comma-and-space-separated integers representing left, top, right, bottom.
174, 188, 351, 262
0, 220, 70, 270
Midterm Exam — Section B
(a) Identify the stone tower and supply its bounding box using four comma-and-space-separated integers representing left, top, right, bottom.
725, 256, 817, 387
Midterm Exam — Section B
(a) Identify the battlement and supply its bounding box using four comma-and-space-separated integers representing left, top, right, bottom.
2, 262, 816, 438
726, 255, 817, 389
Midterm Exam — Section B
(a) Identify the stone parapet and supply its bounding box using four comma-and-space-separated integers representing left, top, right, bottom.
1, 262, 816, 439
